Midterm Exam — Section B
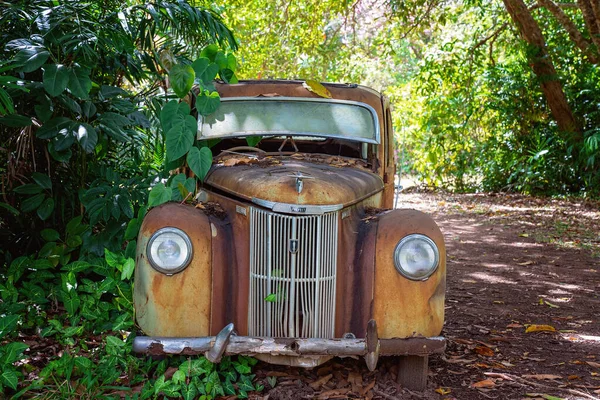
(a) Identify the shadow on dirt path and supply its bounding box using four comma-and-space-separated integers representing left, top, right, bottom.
251, 192, 600, 400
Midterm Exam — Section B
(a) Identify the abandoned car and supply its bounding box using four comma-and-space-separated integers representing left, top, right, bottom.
133, 80, 446, 390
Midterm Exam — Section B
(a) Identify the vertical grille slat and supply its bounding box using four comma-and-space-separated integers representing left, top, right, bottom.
249, 207, 338, 338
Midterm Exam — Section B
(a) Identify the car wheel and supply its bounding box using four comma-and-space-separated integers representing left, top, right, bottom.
397, 355, 428, 391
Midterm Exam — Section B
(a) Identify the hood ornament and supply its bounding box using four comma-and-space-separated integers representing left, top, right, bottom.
287, 172, 313, 194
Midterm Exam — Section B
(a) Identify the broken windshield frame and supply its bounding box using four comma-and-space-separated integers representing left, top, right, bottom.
197, 97, 381, 144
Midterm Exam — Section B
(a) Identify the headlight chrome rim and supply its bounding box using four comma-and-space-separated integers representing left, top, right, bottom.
393, 234, 439, 281
146, 227, 193, 275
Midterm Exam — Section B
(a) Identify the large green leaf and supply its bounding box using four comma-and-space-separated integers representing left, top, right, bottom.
63, 290, 80, 315
36, 117, 72, 139
37, 198, 54, 220
0, 114, 32, 127
187, 147, 213, 182
32, 172, 52, 190
192, 57, 219, 86
148, 183, 172, 207
165, 115, 196, 161
160, 100, 190, 133
21, 193, 45, 213
3, 342, 29, 364
0, 369, 18, 390
0, 315, 19, 340
196, 90, 220, 116
43, 64, 69, 97
68, 66, 92, 100
14, 46, 50, 73
74, 123, 97, 153
169, 64, 195, 98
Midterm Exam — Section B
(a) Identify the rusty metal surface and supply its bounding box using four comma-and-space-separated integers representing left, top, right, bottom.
205, 157, 384, 207
335, 202, 378, 338
134, 203, 212, 336
373, 209, 447, 339
206, 192, 251, 336
133, 334, 445, 357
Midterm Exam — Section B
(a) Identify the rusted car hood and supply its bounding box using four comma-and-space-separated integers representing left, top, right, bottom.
205, 156, 383, 206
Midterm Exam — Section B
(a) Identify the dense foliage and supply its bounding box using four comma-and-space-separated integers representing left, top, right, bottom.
223, 0, 600, 196
0, 1, 264, 397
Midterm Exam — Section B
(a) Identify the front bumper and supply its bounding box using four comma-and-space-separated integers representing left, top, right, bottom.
133, 320, 446, 371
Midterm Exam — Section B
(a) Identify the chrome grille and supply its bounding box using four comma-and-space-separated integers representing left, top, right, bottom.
249, 207, 338, 338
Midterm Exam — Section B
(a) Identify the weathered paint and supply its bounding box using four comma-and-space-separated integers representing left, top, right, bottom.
373, 209, 446, 338
205, 158, 384, 207
134, 203, 212, 336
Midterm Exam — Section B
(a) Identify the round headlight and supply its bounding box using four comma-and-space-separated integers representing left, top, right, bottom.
393, 234, 439, 281
147, 227, 193, 274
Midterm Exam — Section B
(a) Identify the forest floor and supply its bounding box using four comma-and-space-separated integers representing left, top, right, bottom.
252, 191, 600, 400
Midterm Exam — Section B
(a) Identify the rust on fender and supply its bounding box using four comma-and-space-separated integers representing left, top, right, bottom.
134, 203, 212, 337
373, 209, 446, 339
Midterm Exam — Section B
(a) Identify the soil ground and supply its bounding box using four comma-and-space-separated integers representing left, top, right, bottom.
251, 191, 600, 400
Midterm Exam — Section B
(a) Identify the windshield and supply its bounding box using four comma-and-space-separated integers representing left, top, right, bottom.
198, 97, 380, 144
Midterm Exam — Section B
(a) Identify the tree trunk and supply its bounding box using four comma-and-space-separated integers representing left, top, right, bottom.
577, 0, 600, 50
537, 0, 599, 64
502, 0, 582, 139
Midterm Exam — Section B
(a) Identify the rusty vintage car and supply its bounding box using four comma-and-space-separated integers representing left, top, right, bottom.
133, 80, 446, 390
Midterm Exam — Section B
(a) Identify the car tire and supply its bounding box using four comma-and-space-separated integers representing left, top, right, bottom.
397, 355, 428, 391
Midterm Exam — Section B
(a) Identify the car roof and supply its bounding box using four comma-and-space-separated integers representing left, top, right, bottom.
214, 80, 385, 112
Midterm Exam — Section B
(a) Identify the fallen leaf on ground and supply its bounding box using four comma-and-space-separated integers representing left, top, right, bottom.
525, 324, 556, 333
475, 346, 495, 357
567, 375, 580, 380
586, 361, 600, 368
435, 387, 451, 395
360, 380, 375, 396
472, 379, 495, 388
309, 373, 332, 389
518, 260, 533, 265
519, 233, 529, 237
507, 323, 524, 328
522, 374, 562, 380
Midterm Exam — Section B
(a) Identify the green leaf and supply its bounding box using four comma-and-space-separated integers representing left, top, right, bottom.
66, 235, 82, 248
74, 123, 97, 153
148, 183, 172, 207
3, 342, 29, 364
41, 229, 60, 242
170, 64, 195, 98
0, 202, 19, 216
187, 147, 213, 182
246, 136, 262, 147
0, 114, 32, 127
68, 66, 92, 100
196, 90, 220, 116
104, 248, 124, 267
43, 64, 70, 97
179, 359, 211, 377
48, 141, 72, 162
32, 172, 52, 190
121, 258, 134, 281
99, 112, 131, 127
36, 117, 72, 139
37, 197, 54, 220
21, 193, 45, 213
214, 51, 228, 69
14, 46, 50, 73
160, 100, 190, 133
63, 290, 80, 315
124, 218, 141, 241
192, 58, 219, 86
219, 68, 238, 84
66, 216, 83, 235
0, 369, 19, 390
116, 194, 134, 218
0, 315, 19, 340
182, 384, 198, 400
166, 115, 196, 161
200, 44, 220, 62
14, 183, 43, 195
81, 101, 96, 118
172, 370, 186, 385
264, 293, 277, 302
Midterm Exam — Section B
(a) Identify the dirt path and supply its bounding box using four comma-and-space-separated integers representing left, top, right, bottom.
252, 192, 600, 400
